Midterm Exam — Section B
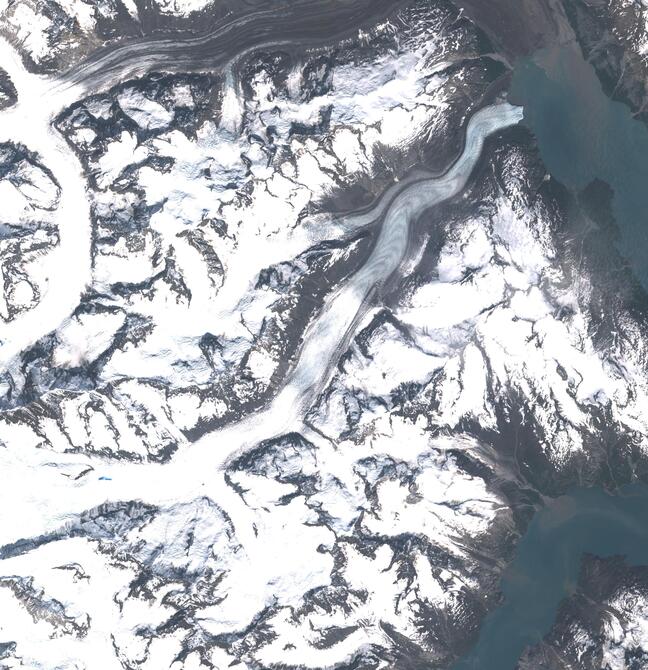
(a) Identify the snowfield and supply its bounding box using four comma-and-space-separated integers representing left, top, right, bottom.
0, 0, 648, 667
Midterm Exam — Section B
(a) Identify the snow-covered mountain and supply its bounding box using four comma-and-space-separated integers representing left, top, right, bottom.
0, 0, 648, 668
519, 554, 648, 670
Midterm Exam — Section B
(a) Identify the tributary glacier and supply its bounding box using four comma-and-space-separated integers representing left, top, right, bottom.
1, 1, 648, 669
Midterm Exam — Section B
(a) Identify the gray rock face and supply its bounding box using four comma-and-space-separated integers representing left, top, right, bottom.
0, 0, 647, 668
0, 68, 16, 109
519, 554, 648, 670
562, 0, 648, 124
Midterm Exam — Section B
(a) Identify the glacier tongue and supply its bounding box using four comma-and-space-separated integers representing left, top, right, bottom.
0, 0, 648, 668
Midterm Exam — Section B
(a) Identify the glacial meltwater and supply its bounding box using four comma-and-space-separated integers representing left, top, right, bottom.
509, 43, 648, 291
453, 42, 648, 669
452, 485, 648, 670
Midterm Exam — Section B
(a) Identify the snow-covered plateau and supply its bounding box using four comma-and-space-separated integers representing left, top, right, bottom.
0, 0, 648, 668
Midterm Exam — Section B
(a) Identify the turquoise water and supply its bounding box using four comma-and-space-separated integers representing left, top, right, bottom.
452, 485, 648, 670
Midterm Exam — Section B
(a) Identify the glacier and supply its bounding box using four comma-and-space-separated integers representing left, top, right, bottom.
0, 0, 646, 668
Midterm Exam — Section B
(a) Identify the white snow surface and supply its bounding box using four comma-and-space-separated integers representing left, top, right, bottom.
153, 0, 214, 16
0, 24, 525, 664
601, 589, 648, 670
1, 5, 648, 668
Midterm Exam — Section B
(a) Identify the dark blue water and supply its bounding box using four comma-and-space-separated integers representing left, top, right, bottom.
452, 485, 648, 670
509, 44, 648, 290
